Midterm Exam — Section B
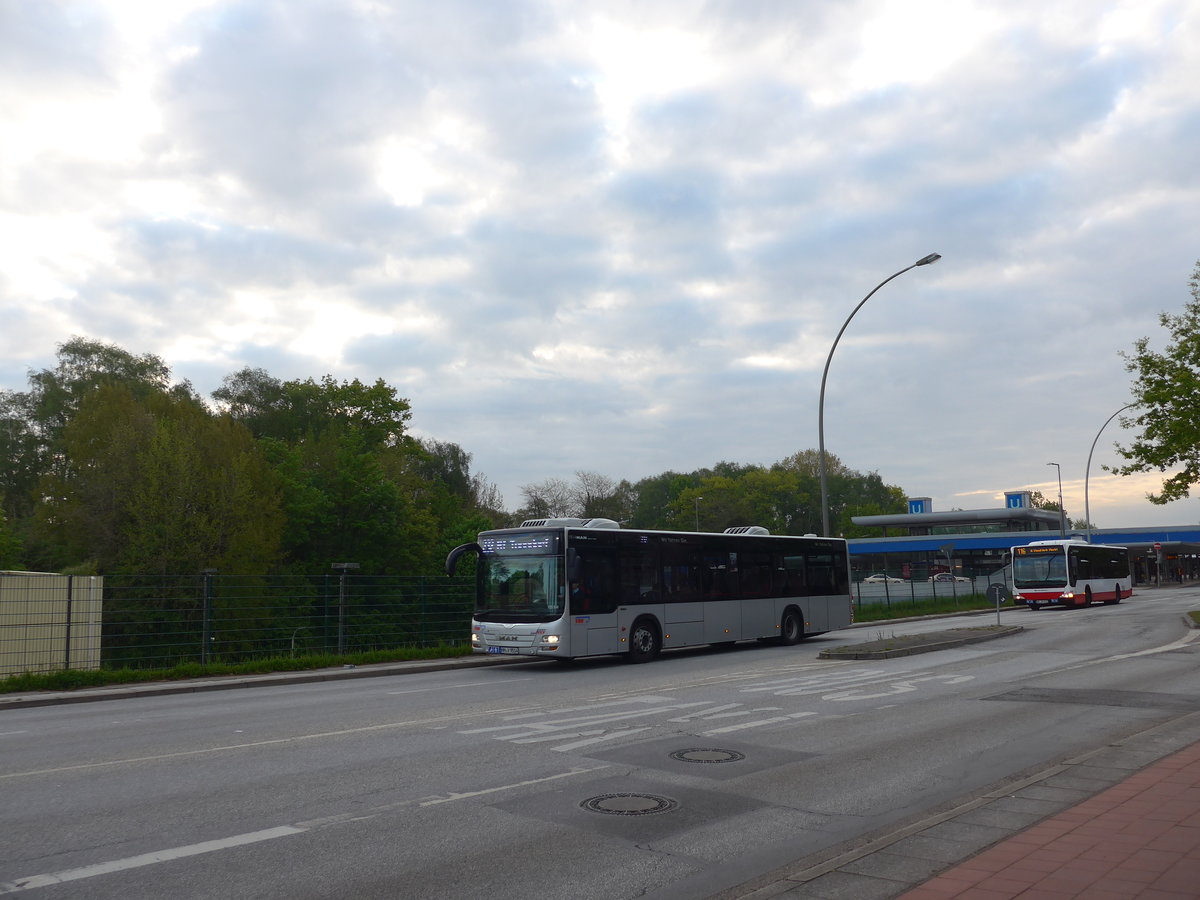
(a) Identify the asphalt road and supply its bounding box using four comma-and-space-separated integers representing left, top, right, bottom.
2, 586, 1198, 899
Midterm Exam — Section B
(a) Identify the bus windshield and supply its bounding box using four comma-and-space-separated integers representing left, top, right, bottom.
1013, 549, 1067, 588
477, 555, 563, 623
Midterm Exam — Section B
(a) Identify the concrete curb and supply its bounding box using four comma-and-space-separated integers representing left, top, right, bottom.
0, 654, 525, 710
817, 625, 1024, 660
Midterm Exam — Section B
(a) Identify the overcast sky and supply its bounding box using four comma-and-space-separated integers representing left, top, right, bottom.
2, 0, 1198, 529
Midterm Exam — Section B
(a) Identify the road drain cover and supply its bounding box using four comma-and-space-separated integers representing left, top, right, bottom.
669, 748, 746, 764
580, 793, 678, 816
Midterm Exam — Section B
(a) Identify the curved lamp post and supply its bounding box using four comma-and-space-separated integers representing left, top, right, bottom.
818, 253, 941, 536
1084, 404, 1135, 542
1046, 462, 1066, 537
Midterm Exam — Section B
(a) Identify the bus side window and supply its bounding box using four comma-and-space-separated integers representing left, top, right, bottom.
778, 555, 806, 596
619, 542, 658, 604
740, 552, 772, 599
571, 551, 619, 615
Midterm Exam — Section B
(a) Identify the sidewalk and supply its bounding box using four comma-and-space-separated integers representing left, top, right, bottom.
728, 711, 1200, 899
899, 739, 1200, 898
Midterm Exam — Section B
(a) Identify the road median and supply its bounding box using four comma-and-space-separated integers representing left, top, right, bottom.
818, 624, 1023, 659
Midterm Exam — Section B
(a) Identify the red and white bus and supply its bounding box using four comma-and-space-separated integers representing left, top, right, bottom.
1011, 540, 1132, 610
445, 518, 853, 663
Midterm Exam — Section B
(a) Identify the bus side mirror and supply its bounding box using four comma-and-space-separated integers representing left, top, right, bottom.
445, 542, 482, 576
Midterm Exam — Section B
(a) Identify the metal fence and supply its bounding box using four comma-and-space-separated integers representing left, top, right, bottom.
852, 573, 1010, 609
1, 573, 474, 676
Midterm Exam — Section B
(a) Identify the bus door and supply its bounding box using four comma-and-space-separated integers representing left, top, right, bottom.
739, 550, 776, 637
568, 547, 620, 655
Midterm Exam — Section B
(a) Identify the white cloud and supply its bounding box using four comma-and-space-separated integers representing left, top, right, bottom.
1, 0, 1198, 525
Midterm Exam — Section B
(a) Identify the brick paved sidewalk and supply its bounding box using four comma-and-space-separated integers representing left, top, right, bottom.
897, 741, 1200, 899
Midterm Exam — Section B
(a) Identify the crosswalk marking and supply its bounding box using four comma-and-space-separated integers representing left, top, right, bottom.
458, 665, 974, 750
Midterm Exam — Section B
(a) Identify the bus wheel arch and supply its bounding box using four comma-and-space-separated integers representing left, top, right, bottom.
1107, 583, 1122, 605
626, 617, 662, 663
1082, 586, 1093, 607
779, 607, 805, 645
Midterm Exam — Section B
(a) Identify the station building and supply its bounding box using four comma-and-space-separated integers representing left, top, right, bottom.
847, 491, 1200, 586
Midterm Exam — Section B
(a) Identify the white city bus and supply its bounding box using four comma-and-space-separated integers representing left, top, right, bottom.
445, 518, 853, 663
1011, 539, 1132, 610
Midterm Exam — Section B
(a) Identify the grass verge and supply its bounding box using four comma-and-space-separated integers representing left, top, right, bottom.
3, 598, 1018, 694
855, 594, 1003, 622
0, 643, 472, 694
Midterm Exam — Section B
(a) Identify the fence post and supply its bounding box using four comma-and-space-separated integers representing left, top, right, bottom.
332, 563, 359, 655
64, 574, 74, 670
419, 576, 427, 646
200, 569, 217, 664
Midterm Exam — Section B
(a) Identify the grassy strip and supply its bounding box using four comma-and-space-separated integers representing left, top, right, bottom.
0, 643, 472, 694
1188, 610, 1200, 627
855, 594, 1002, 622
4, 599, 1018, 693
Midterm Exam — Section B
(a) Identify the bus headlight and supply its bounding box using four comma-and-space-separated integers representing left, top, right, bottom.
540, 634, 560, 646
471, 633, 480, 647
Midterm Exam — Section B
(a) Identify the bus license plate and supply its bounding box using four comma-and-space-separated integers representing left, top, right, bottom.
487, 646, 519, 654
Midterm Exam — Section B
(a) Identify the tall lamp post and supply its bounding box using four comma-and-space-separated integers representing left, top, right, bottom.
1084, 404, 1135, 542
818, 253, 941, 536
693, 496, 703, 532
1046, 462, 1066, 537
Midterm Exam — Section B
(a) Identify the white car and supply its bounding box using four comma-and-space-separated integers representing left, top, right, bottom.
863, 573, 903, 584
928, 573, 970, 583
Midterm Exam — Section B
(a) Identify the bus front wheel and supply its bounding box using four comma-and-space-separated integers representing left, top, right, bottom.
779, 609, 805, 645
627, 619, 661, 663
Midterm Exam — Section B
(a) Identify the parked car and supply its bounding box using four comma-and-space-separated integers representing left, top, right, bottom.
929, 573, 970, 583
863, 573, 904, 584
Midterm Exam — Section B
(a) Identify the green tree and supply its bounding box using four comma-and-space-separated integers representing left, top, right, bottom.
35, 385, 283, 574
120, 411, 284, 574
627, 471, 702, 528
1110, 261, 1200, 504
0, 509, 23, 569
214, 368, 412, 450
0, 337, 194, 522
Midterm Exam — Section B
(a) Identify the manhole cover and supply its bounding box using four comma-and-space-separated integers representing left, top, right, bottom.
669, 748, 746, 764
580, 793, 678, 816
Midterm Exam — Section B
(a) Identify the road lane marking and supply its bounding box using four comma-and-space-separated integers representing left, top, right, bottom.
0, 712, 469, 781
553, 729, 652, 752
702, 712, 817, 735
418, 765, 610, 806
1038, 628, 1200, 676
385, 678, 530, 694
1, 765, 610, 892
0, 826, 306, 894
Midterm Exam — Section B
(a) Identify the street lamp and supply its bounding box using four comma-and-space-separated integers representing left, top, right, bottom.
818, 253, 941, 536
1084, 404, 1135, 542
1046, 462, 1066, 537
693, 496, 703, 532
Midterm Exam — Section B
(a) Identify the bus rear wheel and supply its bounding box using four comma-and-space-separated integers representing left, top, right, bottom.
626, 618, 661, 663
1105, 584, 1122, 605
779, 609, 805, 646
